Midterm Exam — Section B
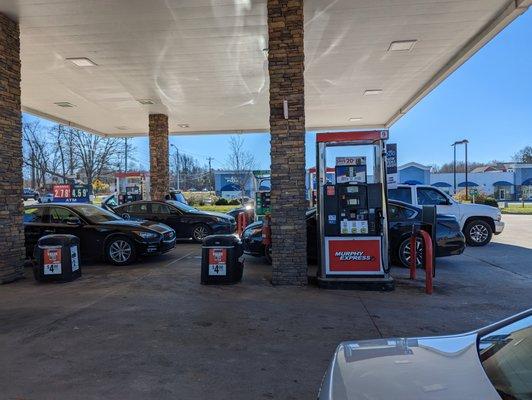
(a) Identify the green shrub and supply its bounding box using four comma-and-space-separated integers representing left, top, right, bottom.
215, 197, 228, 205
228, 199, 241, 205
454, 189, 499, 208
481, 197, 499, 208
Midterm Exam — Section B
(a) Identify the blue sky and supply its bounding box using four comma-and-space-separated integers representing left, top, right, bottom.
25, 9, 531, 171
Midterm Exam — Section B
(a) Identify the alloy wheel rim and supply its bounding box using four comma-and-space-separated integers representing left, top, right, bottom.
403, 239, 423, 267
194, 226, 208, 240
470, 224, 489, 243
109, 240, 132, 263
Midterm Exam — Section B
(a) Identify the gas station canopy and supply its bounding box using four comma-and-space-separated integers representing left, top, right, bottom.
1, 0, 530, 136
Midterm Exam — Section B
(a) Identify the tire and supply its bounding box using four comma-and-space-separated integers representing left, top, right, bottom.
192, 224, 211, 243
264, 244, 272, 265
398, 237, 424, 269
33, 194, 39, 200
105, 236, 136, 266
464, 220, 492, 246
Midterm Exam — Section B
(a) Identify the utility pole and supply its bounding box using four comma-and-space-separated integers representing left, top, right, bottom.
30, 150, 36, 189
124, 137, 128, 173
170, 144, 180, 190
207, 156, 214, 191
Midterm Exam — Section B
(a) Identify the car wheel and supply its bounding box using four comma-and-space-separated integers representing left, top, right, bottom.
464, 220, 492, 246
264, 243, 272, 265
192, 224, 211, 243
105, 236, 136, 266
398, 237, 424, 269
33, 194, 39, 200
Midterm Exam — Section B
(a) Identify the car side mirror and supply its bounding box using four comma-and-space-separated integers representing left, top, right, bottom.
66, 217, 82, 225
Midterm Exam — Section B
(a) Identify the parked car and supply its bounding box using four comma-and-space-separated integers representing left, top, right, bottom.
38, 193, 54, 203
23, 203, 176, 265
101, 194, 119, 212
241, 200, 465, 267
112, 200, 236, 242
318, 308, 532, 400
167, 189, 188, 205
226, 206, 255, 220
22, 188, 39, 201
389, 184, 504, 246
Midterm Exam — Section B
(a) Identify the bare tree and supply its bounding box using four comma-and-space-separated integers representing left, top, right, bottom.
513, 146, 532, 164
69, 128, 124, 187
226, 136, 255, 201
23, 121, 57, 188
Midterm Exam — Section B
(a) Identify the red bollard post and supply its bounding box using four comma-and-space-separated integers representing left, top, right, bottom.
237, 212, 244, 236
409, 234, 417, 280
262, 214, 272, 246
419, 230, 434, 294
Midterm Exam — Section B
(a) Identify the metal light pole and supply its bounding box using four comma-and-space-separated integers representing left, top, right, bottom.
452, 139, 469, 200
464, 140, 469, 201
170, 143, 180, 190
452, 143, 457, 194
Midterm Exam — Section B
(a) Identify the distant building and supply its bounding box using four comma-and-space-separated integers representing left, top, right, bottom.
397, 163, 532, 200
213, 170, 270, 199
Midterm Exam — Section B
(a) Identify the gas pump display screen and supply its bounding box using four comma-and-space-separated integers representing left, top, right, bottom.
336, 165, 366, 184
346, 186, 359, 193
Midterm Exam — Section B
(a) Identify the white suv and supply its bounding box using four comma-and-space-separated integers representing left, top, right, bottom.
388, 185, 504, 246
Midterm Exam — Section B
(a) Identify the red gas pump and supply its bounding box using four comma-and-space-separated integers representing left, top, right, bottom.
316, 130, 394, 290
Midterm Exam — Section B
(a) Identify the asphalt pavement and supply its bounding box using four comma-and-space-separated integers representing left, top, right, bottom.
0, 215, 530, 399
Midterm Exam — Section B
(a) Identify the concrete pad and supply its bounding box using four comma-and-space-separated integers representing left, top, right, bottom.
0, 216, 530, 399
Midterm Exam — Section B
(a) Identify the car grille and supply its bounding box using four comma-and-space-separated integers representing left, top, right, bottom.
163, 231, 175, 241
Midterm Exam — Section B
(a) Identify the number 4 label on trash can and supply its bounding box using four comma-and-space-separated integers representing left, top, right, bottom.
208, 248, 227, 276
44, 248, 62, 275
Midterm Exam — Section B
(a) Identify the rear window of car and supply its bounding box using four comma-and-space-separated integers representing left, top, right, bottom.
478, 315, 532, 399
388, 187, 412, 203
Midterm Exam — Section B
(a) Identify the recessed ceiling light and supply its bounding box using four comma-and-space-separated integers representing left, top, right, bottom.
348, 117, 362, 122
137, 99, 155, 105
178, 124, 189, 128
364, 89, 383, 96
388, 40, 417, 52
66, 57, 97, 67
54, 102, 75, 107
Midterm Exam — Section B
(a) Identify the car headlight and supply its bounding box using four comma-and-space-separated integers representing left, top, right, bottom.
215, 217, 230, 223
494, 213, 502, 221
134, 230, 159, 240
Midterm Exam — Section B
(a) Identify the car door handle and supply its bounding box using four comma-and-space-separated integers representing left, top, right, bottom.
43, 229, 55, 234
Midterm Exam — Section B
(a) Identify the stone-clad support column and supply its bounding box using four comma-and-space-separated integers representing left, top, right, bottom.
0, 13, 25, 283
148, 114, 169, 201
268, 0, 307, 285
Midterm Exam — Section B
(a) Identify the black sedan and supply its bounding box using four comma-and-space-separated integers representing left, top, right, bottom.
113, 200, 236, 242
242, 200, 465, 267
24, 203, 176, 266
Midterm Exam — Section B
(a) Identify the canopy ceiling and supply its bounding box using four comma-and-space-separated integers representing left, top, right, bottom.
1, 0, 530, 136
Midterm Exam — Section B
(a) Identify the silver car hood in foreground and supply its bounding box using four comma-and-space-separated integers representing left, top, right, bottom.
318, 333, 500, 400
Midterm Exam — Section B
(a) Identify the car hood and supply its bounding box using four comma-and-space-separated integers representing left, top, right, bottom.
458, 203, 500, 216
190, 210, 234, 221
319, 333, 500, 400
99, 219, 171, 233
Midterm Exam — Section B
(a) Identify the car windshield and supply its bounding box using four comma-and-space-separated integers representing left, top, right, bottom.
74, 204, 122, 223
167, 200, 198, 213
478, 314, 532, 399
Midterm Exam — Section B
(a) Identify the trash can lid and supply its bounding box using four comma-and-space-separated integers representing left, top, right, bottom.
203, 234, 241, 247
37, 234, 80, 246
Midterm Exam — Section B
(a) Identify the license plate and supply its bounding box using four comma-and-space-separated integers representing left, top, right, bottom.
208, 264, 226, 276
